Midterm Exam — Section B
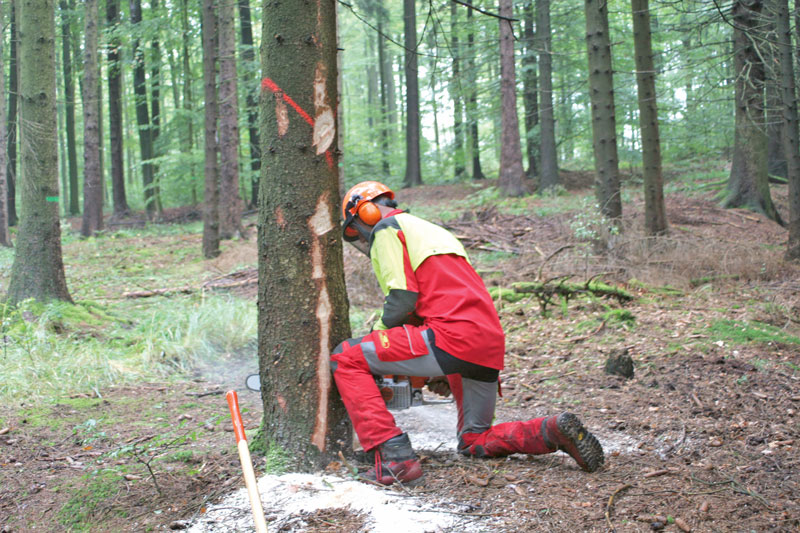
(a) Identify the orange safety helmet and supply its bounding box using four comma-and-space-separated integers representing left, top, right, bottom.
341, 181, 395, 241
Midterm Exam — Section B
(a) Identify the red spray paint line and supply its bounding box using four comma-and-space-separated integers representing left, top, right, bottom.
226, 390, 268, 533
261, 77, 334, 169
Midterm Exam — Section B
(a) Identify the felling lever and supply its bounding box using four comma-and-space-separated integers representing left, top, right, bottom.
226, 390, 268, 533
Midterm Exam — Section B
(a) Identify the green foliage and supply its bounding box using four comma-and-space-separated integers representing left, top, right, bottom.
569, 198, 620, 243
488, 287, 526, 303
707, 320, 800, 346
602, 309, 636, 329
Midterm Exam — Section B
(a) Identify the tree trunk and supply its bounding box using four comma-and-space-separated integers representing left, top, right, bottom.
450, 1, 466, 180
498, 0, 525, 197
219, 0, 243, 239
466, 8, 485, 180
259, 0, 351, 471
8, 0, 72, 304
521, 0, 538, 180
106, 0, 129, 216
585, 0, 622, 220
201, 0, 220, 258
631, 0, 667, 236
81, 0, 102, 237
59, 0, 79, 216
403, 0, 422, 187
724, 0, 783, 223
0, 0, 10, 246
537, 0, 559, 190
130, 0, 156, 219
181, 0, 197, 205
377, 10, 391, 176
150, 0, 163, 215
238, 0, 261, 209
776, 0, 800, 259
6, 0, 18, 227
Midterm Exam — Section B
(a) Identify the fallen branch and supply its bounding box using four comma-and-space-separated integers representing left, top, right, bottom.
605, 484, 632, 532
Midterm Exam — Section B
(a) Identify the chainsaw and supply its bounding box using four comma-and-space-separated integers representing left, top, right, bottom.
245, 373, 427, 410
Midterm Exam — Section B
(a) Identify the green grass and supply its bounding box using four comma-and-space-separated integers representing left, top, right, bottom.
707, 319, 800, 346
57, 469, 125, 531
0, 295, 256, 405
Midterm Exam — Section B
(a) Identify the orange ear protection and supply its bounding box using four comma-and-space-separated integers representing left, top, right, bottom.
356, 201, 382, 226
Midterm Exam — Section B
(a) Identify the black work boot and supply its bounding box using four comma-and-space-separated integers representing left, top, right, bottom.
543, 412, 605, 473
362, 433, 423, 486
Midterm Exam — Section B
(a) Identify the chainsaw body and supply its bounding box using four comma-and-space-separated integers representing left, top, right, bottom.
378, 375, 426, 410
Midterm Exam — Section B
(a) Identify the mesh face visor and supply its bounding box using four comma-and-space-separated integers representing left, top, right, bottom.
347, 219, 373, 256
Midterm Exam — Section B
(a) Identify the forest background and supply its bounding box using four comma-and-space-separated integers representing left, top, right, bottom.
0, 1, 799, 531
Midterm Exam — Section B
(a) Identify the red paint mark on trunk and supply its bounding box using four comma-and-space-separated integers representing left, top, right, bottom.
261, 77, 334, 170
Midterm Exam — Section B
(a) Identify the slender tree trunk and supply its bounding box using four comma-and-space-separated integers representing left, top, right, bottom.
202, 0, 220, 258
725, 0, 783, 223
377, 10, 391, 176
238, 0, 260, 208
450, 1, 466, 180
8, 0, 72, 304
498, 0, 525, 197
130, 0, 156, 219
0, 0, 10, 245
6, 0, 18, 227
259, 0, 351, 470
181, 0, 197, 205
537, 0, 559, 190
776, 0, 800, 259
585, 0, 622, 220
403, 0, 422, 187
59, 0, 79, 216
632, 0, 667, 236
521, 0, 538, 179
81, 0, 102, 236
150, 0, 163, 215
106, 0, 129, 216
219, 0, 243, 238
466, 8, 485, 180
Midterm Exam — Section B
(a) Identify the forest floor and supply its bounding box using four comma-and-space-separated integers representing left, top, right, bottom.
1, 173, 799, 532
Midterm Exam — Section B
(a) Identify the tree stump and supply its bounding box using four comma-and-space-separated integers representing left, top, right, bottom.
605, 348, 634, 379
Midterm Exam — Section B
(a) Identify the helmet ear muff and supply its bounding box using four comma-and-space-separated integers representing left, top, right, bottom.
357, 201, 382, 226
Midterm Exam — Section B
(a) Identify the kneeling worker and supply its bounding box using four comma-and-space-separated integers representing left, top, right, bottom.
331, 181, 605, 485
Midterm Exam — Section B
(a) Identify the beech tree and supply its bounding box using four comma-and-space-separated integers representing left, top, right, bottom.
7, 0, 72, 304
107, 0, 129, 217
259, 0, 351, 469
201, 0, 220, 259
59, 0, 79, 216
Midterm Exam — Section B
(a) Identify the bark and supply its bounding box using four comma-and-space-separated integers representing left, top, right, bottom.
150, 0, 163, 215
219, 0, 243, 239
130, 0, 156, 219
259, 0, 351, 470
6, 0, 18, 226
8, 0, 72, 304
521, 0, 538, 180
403, 0, 422, 187
450, 1, 466, 180
377, 11, 391, 175
59, 0, 79, 216
537, 0, 559, 190
0, 0, 10, 246
238, 0, 260, 208
498, 0, 525, 197
181, 0, 197, 205
631, 0, 667, 235
585, 0, 622, 220
465, 8, 485, 180
81, 0, 103, 237
201, 0, 220, 259
724, 0, 783, 223
775, 0, 800, 259
106, 0, 129, 216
